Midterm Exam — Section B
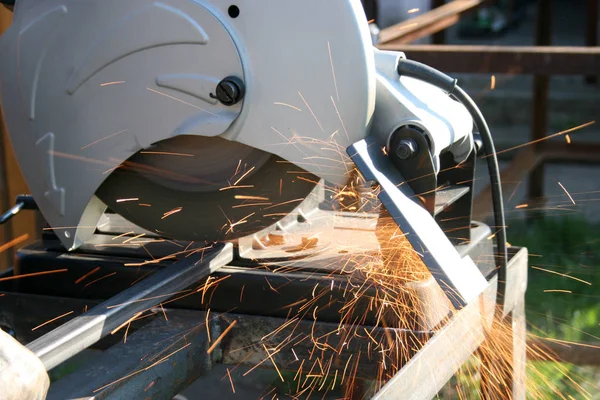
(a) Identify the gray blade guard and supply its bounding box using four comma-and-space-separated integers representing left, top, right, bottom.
0, 0, 375, 249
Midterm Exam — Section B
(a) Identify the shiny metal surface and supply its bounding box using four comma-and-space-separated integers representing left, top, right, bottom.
27, 243, 233, 370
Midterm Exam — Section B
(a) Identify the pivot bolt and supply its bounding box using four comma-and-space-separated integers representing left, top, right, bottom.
211, 76, 245, 106
395, 138, 418, 160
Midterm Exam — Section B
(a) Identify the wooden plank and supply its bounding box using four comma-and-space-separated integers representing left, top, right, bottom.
377, 44, 600, 75
528, 0, 553, 209
586, 0, 598, 84
378, 0, 487, 45
527, 338, 600, 366
0, 7, 39, 270
473, 148, 541, 221
541, 142, 600, 164
0, 5, 12, 270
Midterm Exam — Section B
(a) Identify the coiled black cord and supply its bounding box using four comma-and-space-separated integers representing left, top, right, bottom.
396, 58, 508, 313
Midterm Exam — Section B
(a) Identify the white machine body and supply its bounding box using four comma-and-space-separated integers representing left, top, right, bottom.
0, 0, 472, 250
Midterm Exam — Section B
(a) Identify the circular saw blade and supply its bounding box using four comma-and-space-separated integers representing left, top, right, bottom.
96, 136, 318, 242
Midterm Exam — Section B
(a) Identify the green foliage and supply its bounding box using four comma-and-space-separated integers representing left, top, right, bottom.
509, 215, 600, 340
509, 216, 600, 399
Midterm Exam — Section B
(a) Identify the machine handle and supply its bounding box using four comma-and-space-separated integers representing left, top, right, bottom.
0, 195, 37, 225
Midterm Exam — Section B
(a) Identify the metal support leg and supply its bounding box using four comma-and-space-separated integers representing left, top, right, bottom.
480, 247, 528, 400
528, 0, 552, 211
586, 0, 598, 84
480, 298, 527, 400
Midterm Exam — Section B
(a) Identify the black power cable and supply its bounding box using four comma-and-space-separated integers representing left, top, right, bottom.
396, 58, 508, 315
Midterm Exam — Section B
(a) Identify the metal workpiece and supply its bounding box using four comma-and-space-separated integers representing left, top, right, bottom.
27, 243, 233, 370
47, 310, 214, 400
348, 137, 488, 309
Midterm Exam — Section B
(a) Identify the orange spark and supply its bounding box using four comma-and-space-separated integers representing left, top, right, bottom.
331, 96, 349, 139
298, 91, 324, 132
81, 129, 128, 150
123, 233, 145, 244
32, 311, 74, 331
100, 81, 125, 87
111, 312, 143, 335
264, 198, 304, 210
124, 254, 177, 267
544, 289, 572, 293
233, 166, 256, 186
219, 185, 254, 191
75, 267, 101, 284
231, 202, 272, 209
144, 381, 156, 392
112, 231, 135, 241
0, 234, 29, 253
159, 303, 168, 321
139, 151, 194, 157
263, 343, 285, 382
93, 343, 191, 393
491, 121, 595, 157
235, 195, 269, 201
557, 182, 576, 205
541, 337, 600, 349
490, 75, 496, 90
162, 207, 183, 219
84, 272, 117, 288
408, 8, 420, 14
207, 320, 237, 354
531, 266, 591, 285
147, 87, 217, 116
327, 41, 340, 102
0, 268, 68, 282
515, 204, 529, 209
565, 134, 571, 143
274, 102, 302, 112
226, 368, 236, 393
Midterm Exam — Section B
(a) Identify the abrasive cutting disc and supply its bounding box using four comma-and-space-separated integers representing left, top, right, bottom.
96, 136, 318, 242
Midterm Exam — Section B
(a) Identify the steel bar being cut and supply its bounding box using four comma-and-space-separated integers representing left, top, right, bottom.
27, 243, 233, 370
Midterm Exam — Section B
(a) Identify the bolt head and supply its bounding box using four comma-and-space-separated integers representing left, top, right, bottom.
214, 77, 244, 106
395, 139, 418, 160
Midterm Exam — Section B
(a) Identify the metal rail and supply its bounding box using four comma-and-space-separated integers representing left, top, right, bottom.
26, 243, 233, 370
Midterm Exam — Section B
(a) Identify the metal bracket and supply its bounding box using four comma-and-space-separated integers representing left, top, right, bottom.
348, 136, 487, 309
